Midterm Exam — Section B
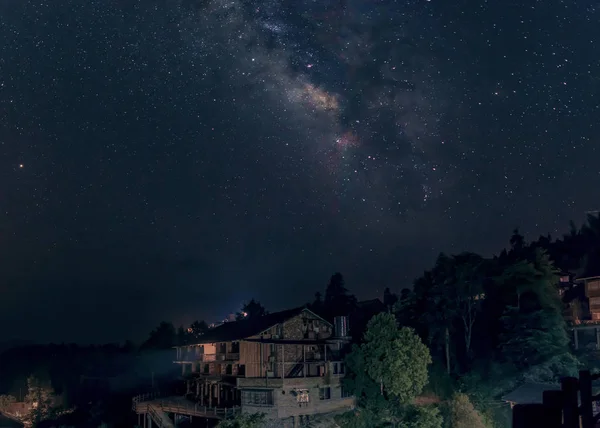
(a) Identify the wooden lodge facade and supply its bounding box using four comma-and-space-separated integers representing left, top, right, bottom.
173, 307, 355, 426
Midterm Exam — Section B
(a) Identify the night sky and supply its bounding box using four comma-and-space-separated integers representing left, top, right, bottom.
1, 0, 599, 344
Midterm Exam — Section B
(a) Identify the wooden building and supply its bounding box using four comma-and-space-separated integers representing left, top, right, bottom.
577, 276, 600, 321
173, 307, 355, 427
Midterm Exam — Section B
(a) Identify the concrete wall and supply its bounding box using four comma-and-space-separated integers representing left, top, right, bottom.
239, 375, 354, 424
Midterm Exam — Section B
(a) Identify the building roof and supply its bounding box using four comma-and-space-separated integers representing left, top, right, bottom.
501, 382, 561, 405
184, 307, 330, 345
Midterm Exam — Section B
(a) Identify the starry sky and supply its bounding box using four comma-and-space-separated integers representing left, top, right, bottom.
1, 0, 599, 344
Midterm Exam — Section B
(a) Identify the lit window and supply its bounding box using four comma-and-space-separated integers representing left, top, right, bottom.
296, 389, 309, 403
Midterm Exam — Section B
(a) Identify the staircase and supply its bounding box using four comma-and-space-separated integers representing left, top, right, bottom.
147, 403, 175, 428
287, 362, 304, 378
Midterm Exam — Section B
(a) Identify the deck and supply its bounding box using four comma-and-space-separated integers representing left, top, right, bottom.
133, 393, 240, 421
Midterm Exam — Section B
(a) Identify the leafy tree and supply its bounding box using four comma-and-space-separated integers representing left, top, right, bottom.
177, 325, 188, 346
189, 320, 208, 338
0, 394, 16, 409
496, 249, 570, 370
414, 253, 486, 373
451, 253, 486, 357
23, 375, 57, 426
401, 405, 443, 428
141, 321, 177, 350
324, 272, 357, 318
216, 412, 266, 428
309, 291, 325, 315
416, 254, 457, 375
443, 393, 486, 428
383, 287, 399, 309
236, 299, 268, 320
348, 312, 431, 403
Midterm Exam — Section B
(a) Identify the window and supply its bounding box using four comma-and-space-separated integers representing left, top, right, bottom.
319, 387, 331, 400
241, 389, 274, 407
593, 313, 600, 320
590, 297, 600, 306
341, 386, 352, 398
589, 280, 600, 292
296, 389, 310, 403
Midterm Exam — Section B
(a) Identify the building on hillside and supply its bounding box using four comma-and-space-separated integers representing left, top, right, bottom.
502, 382, 561, 409
577, 275, 600, 321
173, 307, 354, 427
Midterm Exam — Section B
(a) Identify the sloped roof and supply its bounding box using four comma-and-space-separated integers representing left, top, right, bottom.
502, 382, 560, 405
186, 307, 330, 345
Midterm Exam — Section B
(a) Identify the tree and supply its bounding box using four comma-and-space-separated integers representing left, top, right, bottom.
23, 375, 57, 426
189, 320, 208, 338
237, 298, 267, 320
177, 325, 188, 346
348, 312, 431, 403
383, 287, 398, 309
310, 291, 325, 315
444, 393, 486, 428
415, 253, 486, 373
0, 394, 16, 409
216, 412, 266, 428
324, 272, 357, 318
496, 249, 570, 370
416, 254, 457, 375
401, 405, 443, 428
451, 253, 486, 357
141, 322, 177, 350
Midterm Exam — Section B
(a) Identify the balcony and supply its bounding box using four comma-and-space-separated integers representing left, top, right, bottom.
219, 353, 240, 361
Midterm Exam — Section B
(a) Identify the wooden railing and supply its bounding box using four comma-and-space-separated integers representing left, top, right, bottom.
132, 392, 240, 419
132, 392, 162, 411
157, 399, 240, 418
147, 404, 174, 428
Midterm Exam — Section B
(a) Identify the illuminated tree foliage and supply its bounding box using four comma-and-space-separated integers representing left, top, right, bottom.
216, 412, 266, 428
23, 375, 57, 427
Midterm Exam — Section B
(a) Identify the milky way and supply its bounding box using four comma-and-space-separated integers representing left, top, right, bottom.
0, 0, 599, 342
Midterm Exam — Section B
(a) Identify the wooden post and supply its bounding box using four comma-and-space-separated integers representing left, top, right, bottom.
303, 345, 306, 377
596, 328, 600, 350
209, 384, 213, 408
281, 344, 285, 379
580, 370, 594, 428
217, 383, 221, 406
542, 390, 563, 428
574, 329, 579, 350
562, 376, 580, 428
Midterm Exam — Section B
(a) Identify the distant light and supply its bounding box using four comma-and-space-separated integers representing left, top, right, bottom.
19, 164, 23, 168
242, 312, 248, 317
